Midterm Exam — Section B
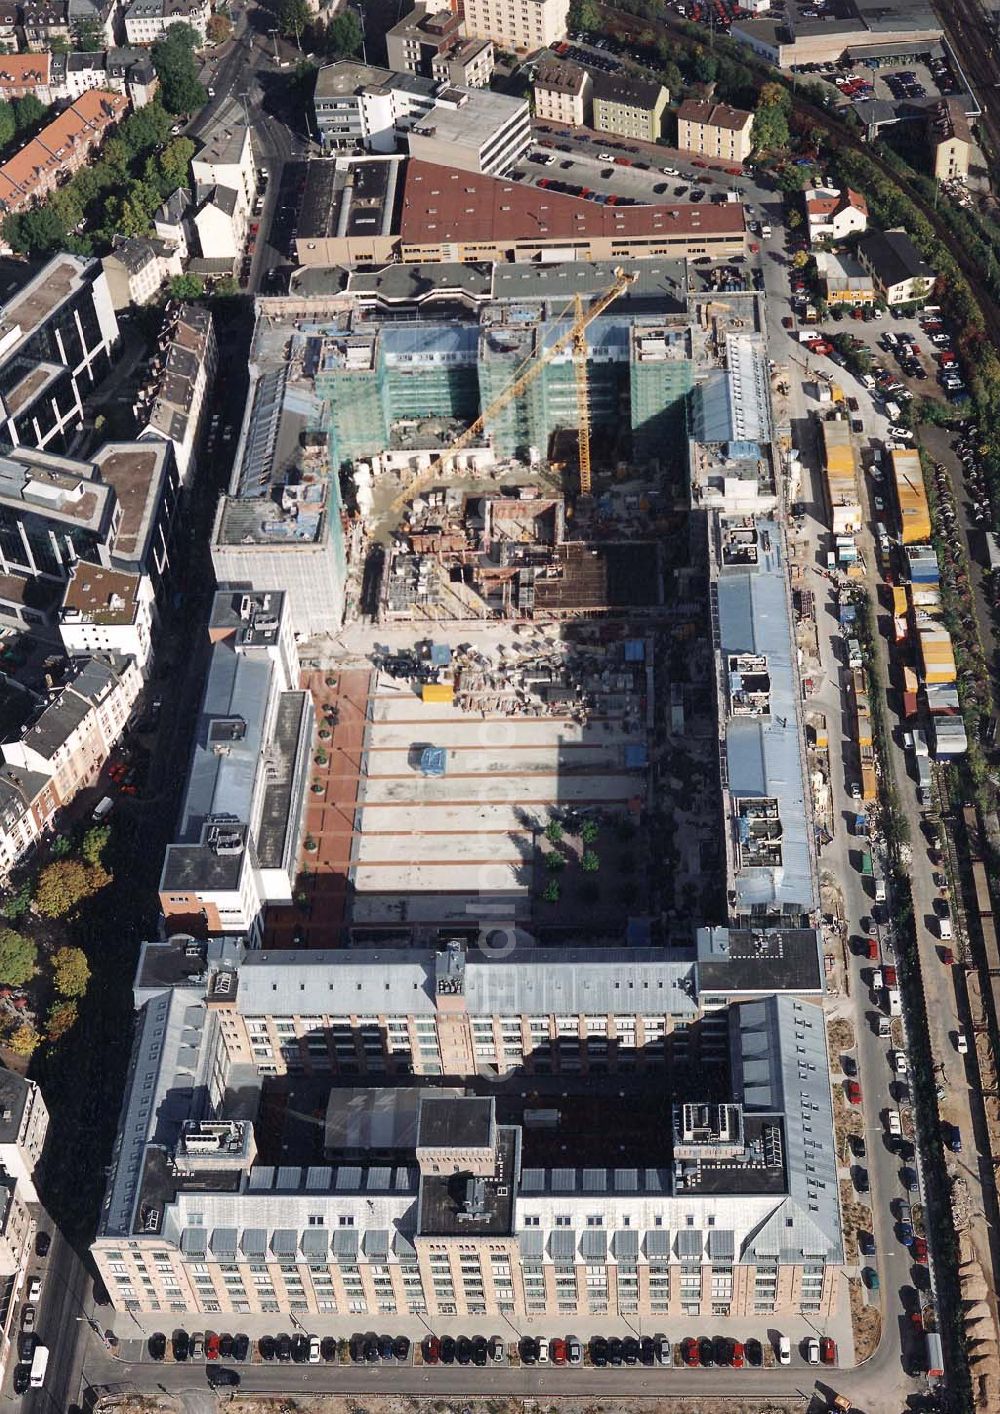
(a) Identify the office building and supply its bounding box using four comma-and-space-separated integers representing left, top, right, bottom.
124, 0, 209, 44
731, 0, 941, 68
158, 590, 311, 943
92, 936, 839, 1321
407, 86, 530, 177
0, 253, 119, 454
59, 565, 156, 671
386, 5, 494, 88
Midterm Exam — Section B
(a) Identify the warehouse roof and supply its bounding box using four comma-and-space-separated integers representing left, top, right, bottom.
400, 160, 746, 245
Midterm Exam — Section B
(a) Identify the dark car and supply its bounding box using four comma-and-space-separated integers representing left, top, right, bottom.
713, 1335, 730, 1366
745, 1338, 763, 1367
258, 1335, 276, 1362
35, 1231, 50, 1258
519, 1337, 538, 1365
902, 1166, 919, 1192
12, 1366, 30, 1396
698, 1336, 714, 1367
472, 1336, 488, 1367
363, 1336, 379, 1364
292, 1334, 309, 1363
623, 1336, 640, 1365
172, 1330, 190, 1362
207, 1369, 240, 1389
378, 1334, 395, 1362
18, 1333, 35, 1364
852, 1133, 867, 1158
640, 1336, 655, 1366
441, 1336, 457, 1364
233, 1334, 250, 1362
349, 1334, 365, 1364
422, 1335, 440, 1364
276, 1333, 293, 1362
590, 1337, 608, 1367
854, 1166, 870, 1193
860, 1230, 876, 1256
394, 1336, 410, 1362
148, 1332, 167, 1362
608, 1337, 623, 1366
456, 1336, 472, 1365
219, 1334, 233, 1360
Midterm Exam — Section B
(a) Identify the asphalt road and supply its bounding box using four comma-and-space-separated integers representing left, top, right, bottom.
16, 1227, 94, 1414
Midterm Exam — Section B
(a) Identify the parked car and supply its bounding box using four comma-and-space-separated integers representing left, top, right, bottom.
777, 1334, 791, 1365
590, 1337, 608, 1367
233, 1335, 250, 1362
698, 1336, 714, 1367
821, 1336, 837, 1365
681, 1337, 700, 1367
148, 1332, 166, 1361
864, 1267, 880, 1290
489, 1336, 505, 1363
519, 1337, 539, 1365
745, 1338, 763, 1367
258, 1336, 275, 1362
173, 1331, 191, 1362
567, 1336, 583, 1365
34, 1232, 50, 1258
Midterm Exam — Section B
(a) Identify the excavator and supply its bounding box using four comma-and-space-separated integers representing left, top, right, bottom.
383, 266, 638, 521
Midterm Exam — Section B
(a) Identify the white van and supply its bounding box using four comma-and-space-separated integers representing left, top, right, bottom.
92, 796, 114, 822
888, 1111, 902, 1138
939, 916, 953, 940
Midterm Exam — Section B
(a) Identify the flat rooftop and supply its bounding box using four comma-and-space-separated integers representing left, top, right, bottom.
297, 157, 404, 242
93, 442, 168, 564
697, 926, 824, 995
410, 87, 525, 153
61, 565, 141, 625
418, 1125, 517, 1236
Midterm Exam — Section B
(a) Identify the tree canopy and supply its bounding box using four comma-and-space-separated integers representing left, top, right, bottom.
0, 928, 36, 987
151, 25, 207, 115
33, 860, 109, 918
52, 946, 90, 998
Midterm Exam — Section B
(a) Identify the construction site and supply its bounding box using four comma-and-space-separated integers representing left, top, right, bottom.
241, 265, 782, 950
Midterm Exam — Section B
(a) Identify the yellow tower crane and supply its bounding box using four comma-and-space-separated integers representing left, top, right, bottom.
385, 266, 637, 520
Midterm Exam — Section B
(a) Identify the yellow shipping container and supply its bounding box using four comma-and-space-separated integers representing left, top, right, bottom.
421, 683, 455, 703
862, 763, 877, 801
892, 449, 931, 545
892, 586, 908, 617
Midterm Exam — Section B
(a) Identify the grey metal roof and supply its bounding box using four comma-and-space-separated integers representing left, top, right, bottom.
210, 1227, 237, 1255
238, 950, 436, 1016
549, 1229, 576, 1260
241, 1228, 266, 1256
519, 1229, 544, 1259
363, 1229, 389, 1260
581, 1230, 607, 1260
645, 1228, 670, 1257
271, 1228, 297, 1256
394, 1231, 416, 1259
708, 1229, 735, 1259
676, 1228, 703, 1258
717, 520, 815, 914
333, 1229, 359, 1260
465, 949, 698, 1018
180, 1227, 207, 1255
301, 1228, 328, 1257
614, 1228, 639, 1259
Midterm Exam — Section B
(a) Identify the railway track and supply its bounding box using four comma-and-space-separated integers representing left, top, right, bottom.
595, 2, 1000, 346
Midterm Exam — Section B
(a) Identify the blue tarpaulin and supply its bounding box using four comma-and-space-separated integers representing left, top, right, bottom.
420, 747, 447, 777
625, 744, 648, 769
429, 644, 452, 667
624, 639, 645, 662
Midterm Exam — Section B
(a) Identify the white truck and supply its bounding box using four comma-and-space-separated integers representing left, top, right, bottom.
30, 1344, 48, 1388
887, 986, 902, 1016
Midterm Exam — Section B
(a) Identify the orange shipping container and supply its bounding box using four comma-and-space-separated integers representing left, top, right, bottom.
421, 683, 455, 703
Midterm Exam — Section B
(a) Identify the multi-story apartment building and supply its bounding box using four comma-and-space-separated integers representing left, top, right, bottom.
2, 653, 142, 805
929, 97, 972, 182
0, 254, 119, 454
0, 764, 59, 878
158, 589, 311, 943
0, 88, 128, 215
59, 565, 157, 672
461, 0, 565, 54
532, 62, 592, 128
190, 110, 257, 216
102, 236, 181, 311
135, 302, 217, 486
591, 73, 668, 143
386, 4, 494, 88
124, 0, 209, 44
20, 0, 70, 51
92, 937, 840, 1322
0, 52, 55, 102
676, 99, 754, 164
0, 1071, 49, 1205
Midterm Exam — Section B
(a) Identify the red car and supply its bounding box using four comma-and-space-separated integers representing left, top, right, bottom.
692, 158, 707, 168
730, 1341, 744, 1368
820, 1336, 836, 1365
422, 1336, 440, 1363
550, 1338, 567, 1365
866, 938, 878, 960
884, 966, 898, 987
206, 1332, 220, 1360
942, 948, 955, 965
681, 1337, 700, 1367
913, 1236, 928, 1263
846, 1079, 862, 1104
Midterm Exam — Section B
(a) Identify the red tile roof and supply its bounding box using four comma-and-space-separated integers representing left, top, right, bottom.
0, 89, 127, 212
400, 160, 746, 245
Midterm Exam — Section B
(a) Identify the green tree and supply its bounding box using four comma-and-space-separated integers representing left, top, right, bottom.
49, 185, 84, 233
101, 136, 130, 176
13, 94, 46, 134
758, 80, 791, 112
7, 1023, 40, 1058
542, 879, 560, 904
322, 9, 363, 60
692, 51, 718, 84
567, 0, 601, 30
120, 101, 172, 159
0, 100, 15, 150
544, 819, 563, 844
52, 946, 90, 998
545, 851, 566, 873
752, 100, 789, 154
34, 859, 109, 918
153, 136, 195, 191
212, 274, 240, 297
151, 26, 208, 114
81, 826, 109, 867
3, 204, 67, 255
73, 18, 103, 50
0, 928, 36, 986
170, 272, 204, 299
2, 882, 33, 920
580, 819, 599, 845
206, 13, 233, 43
45, 1000, 78, 1042
278, 0, 311, 43
581, 850, 600, 873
